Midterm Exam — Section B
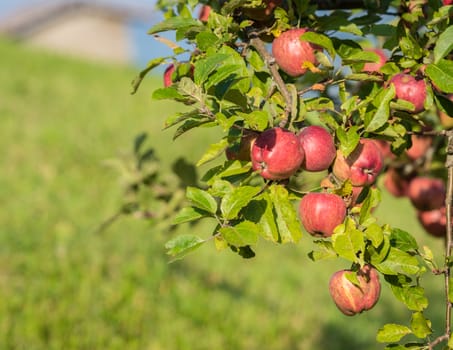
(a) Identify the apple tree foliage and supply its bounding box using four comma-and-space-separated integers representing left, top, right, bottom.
130, 0, 453, 348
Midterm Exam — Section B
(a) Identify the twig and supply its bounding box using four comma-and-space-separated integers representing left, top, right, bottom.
444, 132, 453, 340
247, 30, 293, 128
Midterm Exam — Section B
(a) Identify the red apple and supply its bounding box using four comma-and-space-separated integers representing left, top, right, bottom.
251, 127, 304, 180
272, 28, 321, 77
417, 207, 447, 237
407, 176, 446, 211
443, 0, 453, 5
297, 125, 336, 172
362, 48, 387, 73
163, 64, 175, 87
383, 167, 412, 198
298, 192, 347, 237
329, 265, 381, 316
406, 134, 432, 159
198, 5, 211, 22
390, 73, 427, 113
225, 129, 258, 161
332, 138, 384, 187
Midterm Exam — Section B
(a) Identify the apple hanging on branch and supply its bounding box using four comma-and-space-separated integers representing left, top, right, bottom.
329, 265, 381, 316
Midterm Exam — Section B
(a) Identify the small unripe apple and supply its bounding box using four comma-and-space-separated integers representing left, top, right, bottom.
407, 176, 446, 211
332, 139, 384, 187
362, 48, 387, 73
298, 125, 336, 172
390, 73, 427, 113
225, 129, 258, 161
198, 5, 211, 22
406, 134, 432, 160
251, 127, 304, 180
417, 207, 447, 237
163, 64, 175, 87
329, 265, 381, 316
272, 28, 321, 77
298, 192, 347, 237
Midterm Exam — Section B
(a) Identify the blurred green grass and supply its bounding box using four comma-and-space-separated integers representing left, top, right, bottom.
0, 37, 447, 349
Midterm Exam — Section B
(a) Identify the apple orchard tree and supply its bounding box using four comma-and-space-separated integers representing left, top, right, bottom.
129, 0, 453, 348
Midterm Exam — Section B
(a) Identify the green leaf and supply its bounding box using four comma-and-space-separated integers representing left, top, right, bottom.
173, 118, 215, 140
376, 324, 412, 343
410, 312, 432, 339
220, 186, 261, 220
165, 234, 205, 261
308, 240, 338, 261
336, 126, 360, 157
359, 187, 381, 226
434, 25, 453, 63
148, 17, 202, 34
375, 247, 420, 275
242, 195, 279, 242
220, 221, 259, 247
238, 110, 270, 131
386, 277, 428, 312
344, 270, 361, 287
332, 218, 364, 263
369, 235, 391, 265
390, 228, 418, 252
172, 206, 209, 225
339, 23, 363, 36
195, 31, 220, 51
365, 84, 395, 132
206, 64, 245, 91
131, 57, 166, 94
197, 138, 229, 166
365, 223, 384, 248
186, 186, 218, 214
426, 59, 453, 93
177, 77, 203, 100
153, 87, 186, 101
194, 54, 231, 85
301, 31, 336, 58
420, 245, 437, 271
269, 185, 302, 243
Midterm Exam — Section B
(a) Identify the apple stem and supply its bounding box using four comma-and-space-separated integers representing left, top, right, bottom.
247, 30, 293, 128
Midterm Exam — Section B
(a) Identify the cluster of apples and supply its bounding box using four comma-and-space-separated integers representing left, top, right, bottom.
382, 135, 448, 237
165, 1, 453, 316
225, 123, 384, 315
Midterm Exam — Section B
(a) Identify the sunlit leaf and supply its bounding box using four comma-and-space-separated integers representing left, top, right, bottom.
426, 59, 453, 93
172, 206, 209, 225
220, 186, 261, 220
376, 324, 412, 343
220, 221, 259, 246
434, 25, 453, 63
165, 234, 205, 261
186, 186, 218, 214
269, 185, 302, 243
410, 312, 432, 339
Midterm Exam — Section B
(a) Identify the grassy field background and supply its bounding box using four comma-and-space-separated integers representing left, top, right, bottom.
0, 37, 448, 349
